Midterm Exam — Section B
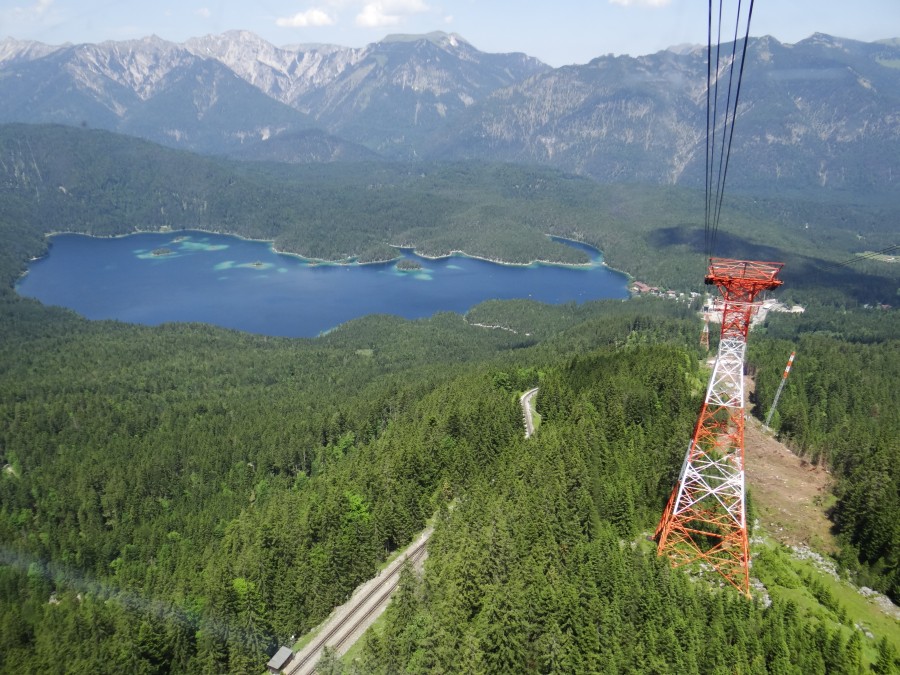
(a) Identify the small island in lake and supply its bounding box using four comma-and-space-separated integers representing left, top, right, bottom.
396, 259, 423, 271
151, 247, 174, 256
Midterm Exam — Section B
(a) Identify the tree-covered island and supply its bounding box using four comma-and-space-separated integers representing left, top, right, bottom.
396, 259, 423, 271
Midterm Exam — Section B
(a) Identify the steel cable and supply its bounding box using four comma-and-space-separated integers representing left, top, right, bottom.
705, 0, 756, 259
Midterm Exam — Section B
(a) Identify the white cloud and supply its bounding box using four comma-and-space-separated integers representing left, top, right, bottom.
32, 0, 53, 15
382, 0, 429, 10
9, 0, 53, 19
1, 0, 58, 34
276, 8, 336, 27
609, 0, 671, 7
355, 0, 429, 28
356, 4, 397, 26
195, 7, 212, 19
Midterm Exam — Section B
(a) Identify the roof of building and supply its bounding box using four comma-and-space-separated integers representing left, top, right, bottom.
267, 646, 293, 671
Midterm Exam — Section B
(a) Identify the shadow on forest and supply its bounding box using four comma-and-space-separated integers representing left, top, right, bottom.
649, 225, 897, 304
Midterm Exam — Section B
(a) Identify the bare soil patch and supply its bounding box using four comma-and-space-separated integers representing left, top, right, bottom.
744, 416, 837, 553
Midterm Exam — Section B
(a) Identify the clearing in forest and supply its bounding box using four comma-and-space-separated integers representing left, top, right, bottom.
744, 416, 836, 553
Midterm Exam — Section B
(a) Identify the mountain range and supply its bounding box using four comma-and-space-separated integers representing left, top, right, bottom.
0, 30, 898, 198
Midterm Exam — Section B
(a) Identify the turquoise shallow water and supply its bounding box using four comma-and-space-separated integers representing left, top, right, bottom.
16, 231, 629, 337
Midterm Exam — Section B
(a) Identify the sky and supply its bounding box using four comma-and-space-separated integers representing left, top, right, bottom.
1, 0, 898, 67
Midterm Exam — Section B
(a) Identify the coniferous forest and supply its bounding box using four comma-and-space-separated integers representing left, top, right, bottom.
750, 310, 899, 604
0, 124, 898, 673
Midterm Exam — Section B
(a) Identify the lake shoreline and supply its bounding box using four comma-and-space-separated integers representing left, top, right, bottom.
17, 229, 631, 338
395, 245, 595, 270
36, 227, 613, 271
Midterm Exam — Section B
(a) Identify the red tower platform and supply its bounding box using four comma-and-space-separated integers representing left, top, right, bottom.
655, 258, 783, 596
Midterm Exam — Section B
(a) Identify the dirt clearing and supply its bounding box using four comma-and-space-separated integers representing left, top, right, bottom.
744, 417, 837, 553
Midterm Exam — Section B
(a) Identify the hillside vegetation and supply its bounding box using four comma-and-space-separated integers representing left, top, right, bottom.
3, 286, 897, 672
750, 309, 899, 604
1, 124, 897, 303
0, 123, 897, 673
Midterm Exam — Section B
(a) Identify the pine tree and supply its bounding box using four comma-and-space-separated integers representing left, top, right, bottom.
135, 614, 170, 675
359, 629, 386, 675
872, 636, 899, 675
824, 629, 851, 674
477, 584, 527, 674
845, 629, 863, 675
315, 645, 343, 675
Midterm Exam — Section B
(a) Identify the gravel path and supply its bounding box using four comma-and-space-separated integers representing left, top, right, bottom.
520, 387, 539, 438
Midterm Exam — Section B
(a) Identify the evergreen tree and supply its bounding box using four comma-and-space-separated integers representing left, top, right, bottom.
872, 636, 899, 675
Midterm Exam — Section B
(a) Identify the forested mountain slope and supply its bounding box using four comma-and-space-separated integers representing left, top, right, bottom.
437, 34, 900, 197
0, 273, 698, 672
750, 309, 899, 605
355, 339, 899, 673
1, 269, 898, 674
4, 285, 896, 672
0, 31, 547, 158
0, 36, 316, 155
1, 123, 897, 303
0, 120, 897, 672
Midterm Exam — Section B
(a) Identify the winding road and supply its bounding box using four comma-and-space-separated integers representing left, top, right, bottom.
520, 387, 539, 439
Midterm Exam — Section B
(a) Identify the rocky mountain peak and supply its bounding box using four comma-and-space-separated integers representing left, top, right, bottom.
380, 31, 469, 48
184, 31, 359, 105
665, 43, 704, 56
801, 32, 850, 50
186, 30, 280, 59
64, 37, 198, 101
0, 31, 895, 192
0, 37, 65, 65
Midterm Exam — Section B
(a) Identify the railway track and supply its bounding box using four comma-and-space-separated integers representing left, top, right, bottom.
282, 529, 431, 675
279, 391, 533, 674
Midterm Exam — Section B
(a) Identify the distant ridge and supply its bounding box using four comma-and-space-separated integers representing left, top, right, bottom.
380, 31, 470, 46
0, 31, 897, 196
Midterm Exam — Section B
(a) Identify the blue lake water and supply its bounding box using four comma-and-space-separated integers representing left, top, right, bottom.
16, 231, 629, 337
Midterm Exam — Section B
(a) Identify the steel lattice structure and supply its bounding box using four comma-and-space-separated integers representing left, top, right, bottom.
656, 258, 783, 596
765, 351, 796, 429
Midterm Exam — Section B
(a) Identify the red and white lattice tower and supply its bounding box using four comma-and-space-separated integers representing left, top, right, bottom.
656, 258, 784, 596
764, 351, 796, 429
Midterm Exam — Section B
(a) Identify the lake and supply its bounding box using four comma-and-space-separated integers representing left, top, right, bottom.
16, 231, 630, 337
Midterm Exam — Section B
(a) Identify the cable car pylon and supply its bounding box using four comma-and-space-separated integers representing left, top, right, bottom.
700, 312, 710, 350
655, 258, 783, 597
765, 351, 796, 429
